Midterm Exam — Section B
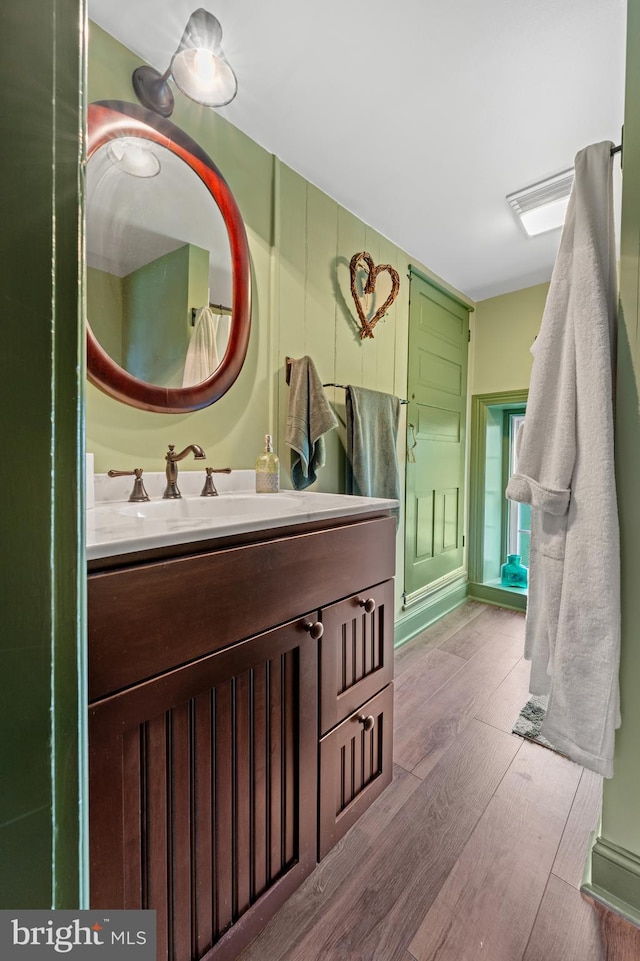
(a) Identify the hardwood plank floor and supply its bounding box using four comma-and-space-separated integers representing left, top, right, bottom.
283, 721, 519, 961
591, 898, 640, 961
438, 619, 492, 659
356, 763, 422, 843
553, 767, 603, 888
393, 601, 485, 676
407, 742, 582, 961
522, 875, 603, 961
474, 655, 532, 733
394, 645, 465, 698
406, 632, 522, 777
238, 602, 611, 961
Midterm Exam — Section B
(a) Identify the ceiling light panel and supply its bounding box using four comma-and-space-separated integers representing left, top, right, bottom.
507, 168, 574, 237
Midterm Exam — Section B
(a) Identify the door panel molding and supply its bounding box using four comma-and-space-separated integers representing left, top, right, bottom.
418, 404, 461, 443
405, 272, 470, 597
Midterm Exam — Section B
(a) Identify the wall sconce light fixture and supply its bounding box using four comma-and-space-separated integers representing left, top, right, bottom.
107, 138, 161, 178
132, 8, 238, 118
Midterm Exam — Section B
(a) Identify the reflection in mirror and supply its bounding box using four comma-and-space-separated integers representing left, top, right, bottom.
86, 138, 232, 389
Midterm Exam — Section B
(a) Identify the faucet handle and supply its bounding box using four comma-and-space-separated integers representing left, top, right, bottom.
201, 467, 232, 497
107, 468, 150, 503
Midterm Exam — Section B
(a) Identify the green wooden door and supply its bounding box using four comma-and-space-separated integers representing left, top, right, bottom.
404, 271, 470, 600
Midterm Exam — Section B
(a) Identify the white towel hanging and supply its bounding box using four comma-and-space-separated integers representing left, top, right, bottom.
182, 306, 220, 387
506, 141, 620, 777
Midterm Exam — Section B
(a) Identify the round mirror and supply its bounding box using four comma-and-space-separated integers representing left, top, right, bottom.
86, 100, 251, 413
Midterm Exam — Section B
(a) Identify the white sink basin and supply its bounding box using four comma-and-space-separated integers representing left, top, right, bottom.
117, 492, 304, 521
87, 488, 398, 560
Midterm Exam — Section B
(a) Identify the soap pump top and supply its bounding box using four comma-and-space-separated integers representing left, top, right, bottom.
255, 434, 280, 493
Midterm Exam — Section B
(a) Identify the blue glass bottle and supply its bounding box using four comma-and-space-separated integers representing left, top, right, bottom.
501, 553, 528, 589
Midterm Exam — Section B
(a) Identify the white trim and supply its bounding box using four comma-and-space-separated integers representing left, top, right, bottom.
403, 565, 466, 609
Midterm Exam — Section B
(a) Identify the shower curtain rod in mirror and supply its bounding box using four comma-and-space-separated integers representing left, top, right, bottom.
191, 302, 232, 324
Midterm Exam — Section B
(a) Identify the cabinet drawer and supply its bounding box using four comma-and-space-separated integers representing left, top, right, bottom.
318, 683, 393, 860
319, 579, 394, 736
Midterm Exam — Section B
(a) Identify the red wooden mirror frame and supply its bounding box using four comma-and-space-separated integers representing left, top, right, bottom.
86, 100, 251, 413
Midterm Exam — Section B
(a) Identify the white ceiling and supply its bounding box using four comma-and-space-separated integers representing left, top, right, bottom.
88, 0, 627, 302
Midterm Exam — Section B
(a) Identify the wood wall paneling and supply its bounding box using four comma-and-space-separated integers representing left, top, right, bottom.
335, 206, 367, 390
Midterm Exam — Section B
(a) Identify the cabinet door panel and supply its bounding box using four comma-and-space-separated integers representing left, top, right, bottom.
89, 618, 317, 961
318, 684, 393, 860
319, 579, 394, 736
193, 690, 213, 957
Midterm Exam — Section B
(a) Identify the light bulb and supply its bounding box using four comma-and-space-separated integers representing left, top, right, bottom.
171, 47, 237, 107
107, 138, 160, 178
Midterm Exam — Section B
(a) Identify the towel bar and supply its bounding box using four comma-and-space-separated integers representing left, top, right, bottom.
323, 382, 408, 404
285, 357, 408, 403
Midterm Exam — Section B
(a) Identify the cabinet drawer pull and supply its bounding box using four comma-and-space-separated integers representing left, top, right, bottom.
304, 620, 324, 640
358, 597, 376, 613
357, 714, 375, 732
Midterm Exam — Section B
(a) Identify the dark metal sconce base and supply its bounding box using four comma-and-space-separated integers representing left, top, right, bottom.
132, 65, 175, 118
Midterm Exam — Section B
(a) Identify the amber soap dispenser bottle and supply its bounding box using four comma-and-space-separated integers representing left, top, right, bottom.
255, 433, 280, 493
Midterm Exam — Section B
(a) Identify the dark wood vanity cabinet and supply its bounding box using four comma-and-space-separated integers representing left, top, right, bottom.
88, 513, 395, 961
89, 617, 318, 961
317, 578, 395, 859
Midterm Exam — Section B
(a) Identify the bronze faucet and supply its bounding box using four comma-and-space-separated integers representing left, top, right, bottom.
201, 466, 232, 496
164, 443, 206, 498
107, 467, 150, 502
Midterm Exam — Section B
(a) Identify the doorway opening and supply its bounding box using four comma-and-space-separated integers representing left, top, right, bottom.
468, 390, 529, 611
506, 411, 530, 569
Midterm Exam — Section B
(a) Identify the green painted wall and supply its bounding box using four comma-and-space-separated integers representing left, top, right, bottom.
123, 244, 207, 386
584, 0, 640, 922
89, 245, 209, 386
466, 284, 547, 611
470, 282, 548, 394
0, 0, 84, 908
187, 244, 210, 325
87, 266, 124, 364
85, 22, 473, 618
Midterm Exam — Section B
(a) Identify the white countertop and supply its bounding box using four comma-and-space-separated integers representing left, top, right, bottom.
87, 470, 398, 561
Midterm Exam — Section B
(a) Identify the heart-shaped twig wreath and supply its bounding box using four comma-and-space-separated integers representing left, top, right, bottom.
349, 251, 400, 340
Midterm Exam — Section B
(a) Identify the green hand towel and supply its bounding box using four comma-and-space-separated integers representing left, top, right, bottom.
345, 386, 401, 511
285, 356, 338, 490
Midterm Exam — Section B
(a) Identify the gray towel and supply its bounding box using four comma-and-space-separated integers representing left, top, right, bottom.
285, 356, 338, 490
345, 386, 401, 510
